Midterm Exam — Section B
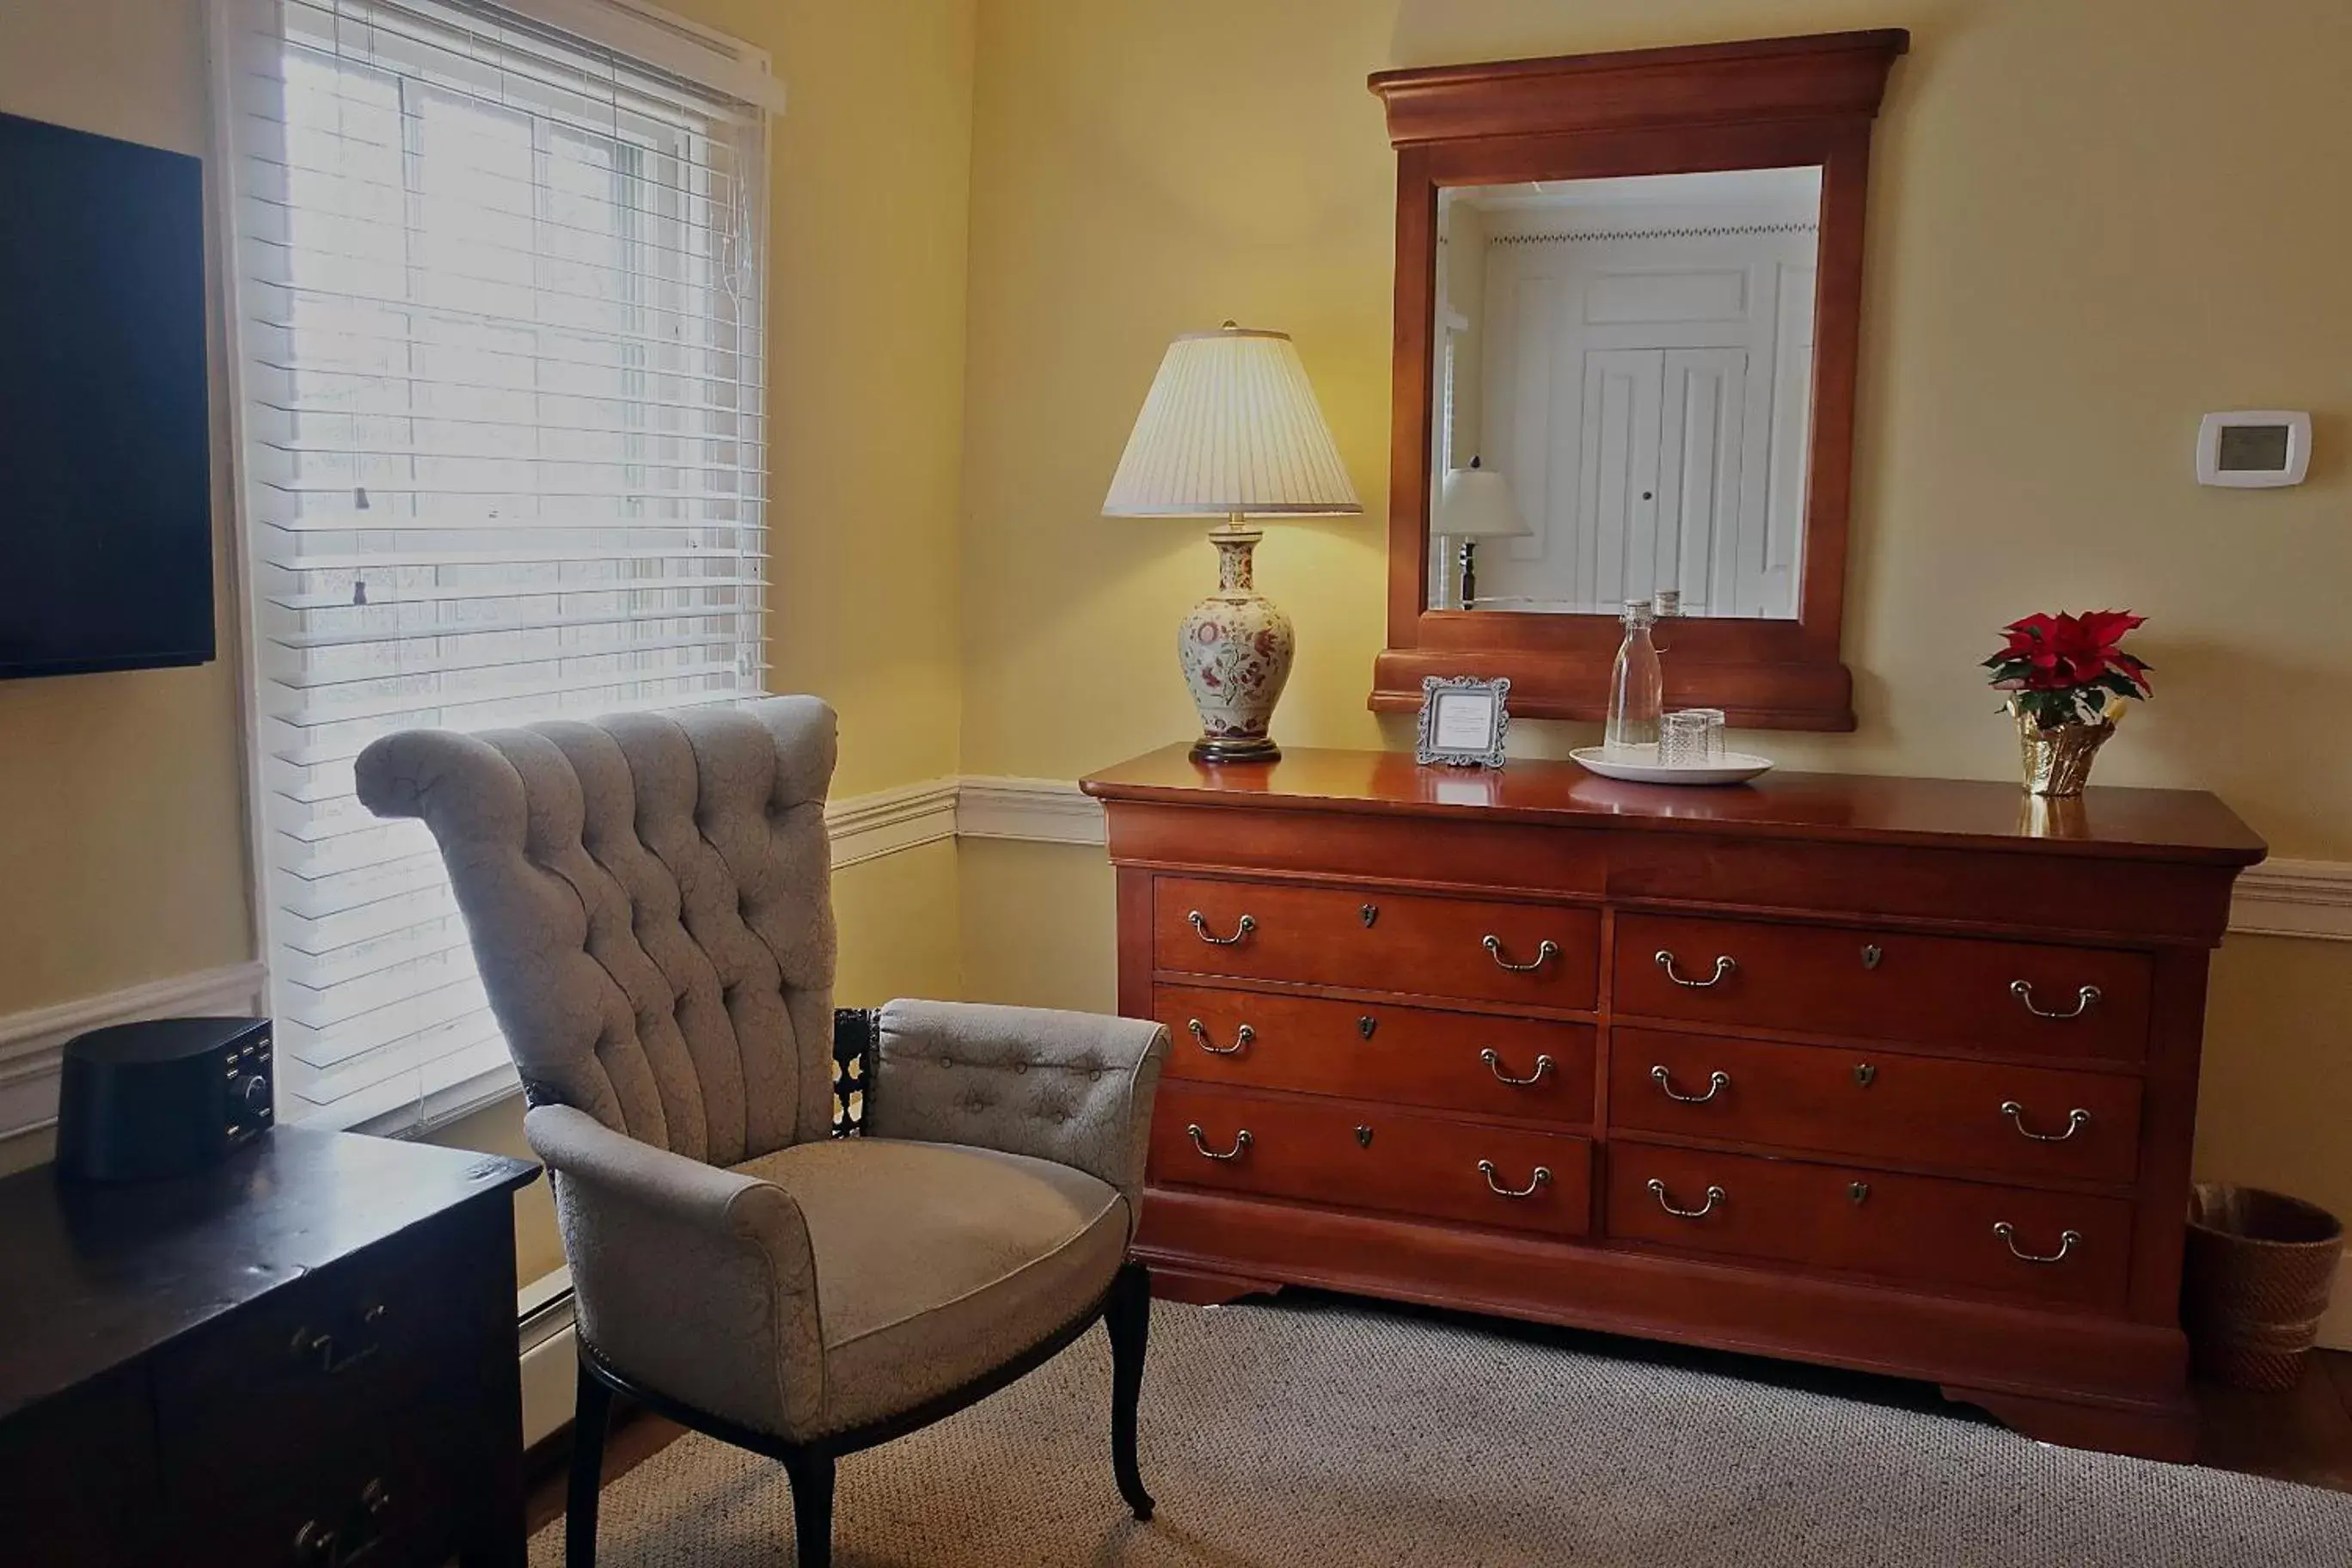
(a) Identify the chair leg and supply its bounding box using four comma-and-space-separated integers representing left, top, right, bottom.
567, 1359, 615, 1568
781, 1449, 836, 1568
1105, 1260, 1155, 1522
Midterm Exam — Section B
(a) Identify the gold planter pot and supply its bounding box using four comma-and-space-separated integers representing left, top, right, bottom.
2014, 710, 2115, 797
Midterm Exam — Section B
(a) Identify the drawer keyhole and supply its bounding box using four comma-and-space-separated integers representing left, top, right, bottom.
1356, 1124, 1374, 1148
1853, 1063, 1877, 1088
1357, 1014, 1377, 1040
1360, 903, 1379, 928
1861, 943, 1883, 970
1848, 1181, 1871, 1205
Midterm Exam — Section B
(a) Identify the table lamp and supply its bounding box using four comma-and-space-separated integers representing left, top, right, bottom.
1103, 323, 1362, 763
1436, 456, 1528, 609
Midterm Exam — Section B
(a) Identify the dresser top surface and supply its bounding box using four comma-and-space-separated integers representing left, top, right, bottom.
0, 1127, 537, 1421
1081, 746, 2266, 866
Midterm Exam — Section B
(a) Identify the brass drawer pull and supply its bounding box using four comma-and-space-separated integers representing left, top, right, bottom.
2010, 979, 2100, 1019
1483, 934, 1559, 972
290, 1303, 386, 1376
1651, 1065, 1730, 1104
2000, 1100, 2090, 1142
1647, 1178, 1724, 1219
1478, 1160, 1552, 1198
1186, 910, 1256, 946
1481, 1049, 1554, 1087
1185, 1019, 1253, 1057
1185, 1124, 1252, 1161
1655, 950, 1736, 988
1994, 1221, 2082, 1264
294, 1479, 390, 1566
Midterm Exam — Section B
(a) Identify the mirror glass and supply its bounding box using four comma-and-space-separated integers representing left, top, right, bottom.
1427, 167, 1823, 619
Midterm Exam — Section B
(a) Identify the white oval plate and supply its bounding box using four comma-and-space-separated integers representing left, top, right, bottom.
1570, 746, 1773, 787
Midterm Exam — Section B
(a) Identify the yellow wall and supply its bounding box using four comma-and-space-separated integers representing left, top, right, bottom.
7, 0, 2350, 1271
0, 0, 257, 1017
956, 0, 2352, 1219
0, 3, 979, 1232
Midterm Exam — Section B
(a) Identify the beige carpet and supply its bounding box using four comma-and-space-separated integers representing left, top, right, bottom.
534, 1295, 2352, 1566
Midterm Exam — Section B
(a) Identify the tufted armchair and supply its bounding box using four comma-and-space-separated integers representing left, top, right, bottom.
354, 697, 1168, 1568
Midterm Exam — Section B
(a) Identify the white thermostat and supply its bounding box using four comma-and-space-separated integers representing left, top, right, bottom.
2196, 410, 2311, 488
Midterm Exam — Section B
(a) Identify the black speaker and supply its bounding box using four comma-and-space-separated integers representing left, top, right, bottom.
54, 1016, 274, 1183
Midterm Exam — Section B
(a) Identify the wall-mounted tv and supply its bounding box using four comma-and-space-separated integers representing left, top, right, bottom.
0, 110, 213, 680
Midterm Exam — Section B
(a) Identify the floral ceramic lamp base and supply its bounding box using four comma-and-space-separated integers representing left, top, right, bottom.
1179, 524, 1292, 764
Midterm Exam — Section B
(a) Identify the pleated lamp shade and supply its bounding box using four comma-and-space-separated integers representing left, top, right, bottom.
1102, 324, 1363, 518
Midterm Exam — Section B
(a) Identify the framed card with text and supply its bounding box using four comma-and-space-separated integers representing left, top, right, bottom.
1416, 675, 1510, 768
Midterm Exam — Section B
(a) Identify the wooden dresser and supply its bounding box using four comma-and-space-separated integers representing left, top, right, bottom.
0, 1128, 538, 1568
1081, 746, 2265, 1458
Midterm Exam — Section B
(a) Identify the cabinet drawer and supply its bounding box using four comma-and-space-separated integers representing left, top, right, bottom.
1152, 1083, 1592, 1240
1155, 877, 1598, 1008
153, 1220, 476, 1565
1157, 984, 1594, 1126
1609, 1029, 2144, 1185
1605, 1142, 2134, 1311
1613, 914, 2152, 1062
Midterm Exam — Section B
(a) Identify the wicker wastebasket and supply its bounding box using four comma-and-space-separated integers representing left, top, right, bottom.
2183, 1184, 2345, 1391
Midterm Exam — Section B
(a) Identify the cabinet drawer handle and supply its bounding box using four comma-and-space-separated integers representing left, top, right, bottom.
294, 1479, 389, 1566
1478, 1160, 1552, 1198
1185, 1124, 1252, 1161
1647, 1178, 1724, 1219
1994, 1221, 2082, 1264
1650, 1065, 1730, 1104
290, 1307, 385, 1376
2010, 979, 2100, 1019
1480, 1049, 1554, 1087
1483, 934, 1559, 972
1185, 1019, 1253, 1057
1655, 951, 1736, 989
2000, 1100, 2090, 1142
1186, 910, 1256, 946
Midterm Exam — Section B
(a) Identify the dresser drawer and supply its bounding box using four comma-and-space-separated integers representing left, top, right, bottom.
1155, 876, 1599, 1008
1610, 1029, 2144, 1185
152, 1218, 479, 1565
1612, 914, 2153, 1062
1156, 984, 1595, 1125
1605, 1142, 2134, 1311
1152, 1083, 1592, 1240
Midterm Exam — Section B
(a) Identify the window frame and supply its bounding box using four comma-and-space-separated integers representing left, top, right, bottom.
206, 0, 781, 1136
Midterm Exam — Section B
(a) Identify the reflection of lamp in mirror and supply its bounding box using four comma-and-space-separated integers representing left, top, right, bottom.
1437, 456, 1527, 609
1103, 323, 1362, 763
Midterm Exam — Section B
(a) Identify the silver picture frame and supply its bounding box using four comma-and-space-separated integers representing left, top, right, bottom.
1416, 675, 1510, 768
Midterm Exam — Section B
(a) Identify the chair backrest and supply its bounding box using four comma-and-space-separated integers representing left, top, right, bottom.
355, 697, 838, 1165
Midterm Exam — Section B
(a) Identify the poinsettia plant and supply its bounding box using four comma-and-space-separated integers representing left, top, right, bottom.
1984, 610, 2153, 729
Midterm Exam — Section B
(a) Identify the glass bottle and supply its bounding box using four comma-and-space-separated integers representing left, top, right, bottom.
1604, 598, 1663, 759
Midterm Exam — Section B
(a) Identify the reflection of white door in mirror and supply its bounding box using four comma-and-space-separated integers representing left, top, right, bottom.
1431, 168, 1819, 619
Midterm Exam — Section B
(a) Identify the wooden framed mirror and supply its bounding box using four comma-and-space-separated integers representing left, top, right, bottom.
1368, 31, 1908, 731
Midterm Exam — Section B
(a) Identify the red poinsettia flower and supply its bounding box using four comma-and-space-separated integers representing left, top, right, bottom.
1984, 610, 2152, 726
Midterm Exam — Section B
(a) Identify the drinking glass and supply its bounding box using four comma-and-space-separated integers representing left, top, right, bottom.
1659, 710, 1713, 769
1686, 707, 1728, 762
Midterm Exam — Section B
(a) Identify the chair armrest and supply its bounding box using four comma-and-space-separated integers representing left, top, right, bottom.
867, 1000, 1169, 1232
525, 1105, 824, 1436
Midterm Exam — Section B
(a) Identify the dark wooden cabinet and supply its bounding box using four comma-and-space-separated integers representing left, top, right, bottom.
1083, 746, 2265, 1459
0, 1128, 538, 1567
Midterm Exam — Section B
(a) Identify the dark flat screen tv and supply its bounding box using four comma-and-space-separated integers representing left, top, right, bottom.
0, 110, 213, 679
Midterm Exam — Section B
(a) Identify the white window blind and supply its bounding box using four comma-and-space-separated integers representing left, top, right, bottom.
218, 0, 769, 1130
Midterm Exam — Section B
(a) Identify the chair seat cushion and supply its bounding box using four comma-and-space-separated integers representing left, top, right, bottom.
734, 1136, 1127, 1436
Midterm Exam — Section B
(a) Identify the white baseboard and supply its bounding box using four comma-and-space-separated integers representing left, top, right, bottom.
518, 1265, 579, 1448
0, 959, 268, 1142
